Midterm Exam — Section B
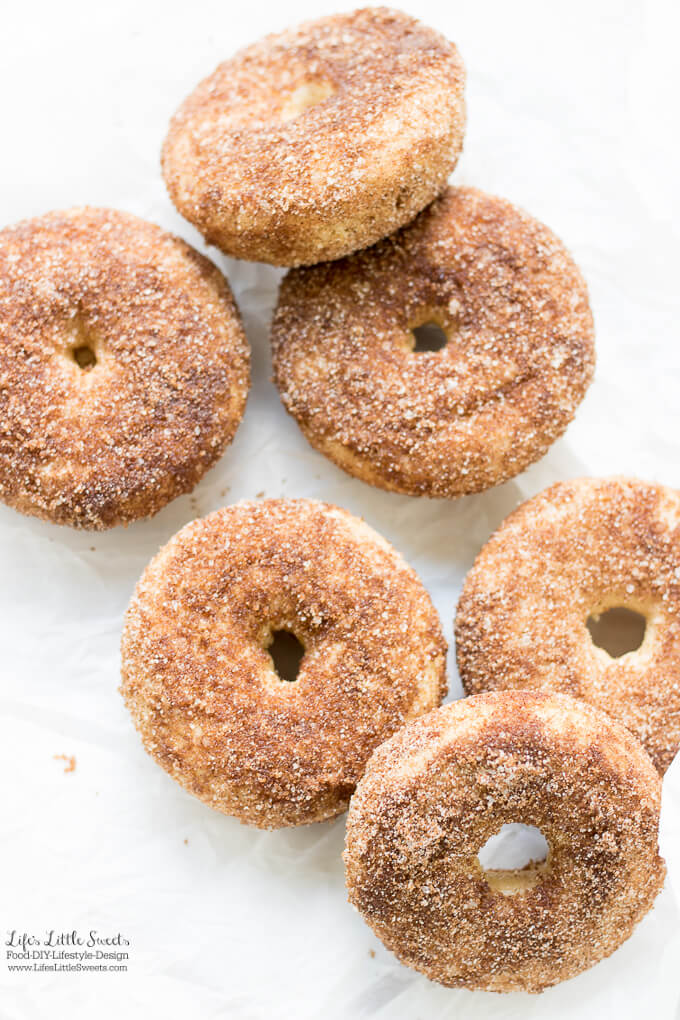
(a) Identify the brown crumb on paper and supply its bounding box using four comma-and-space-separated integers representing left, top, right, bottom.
54, 754, 76, 773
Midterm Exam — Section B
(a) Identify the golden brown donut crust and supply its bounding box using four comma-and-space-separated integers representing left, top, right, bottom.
272, 187, 595, 497
344, 690, 665, 993
120, 498, 446, 828
161, 8, 465, 266
455, 477, 680, 773
0, 207, 250, 529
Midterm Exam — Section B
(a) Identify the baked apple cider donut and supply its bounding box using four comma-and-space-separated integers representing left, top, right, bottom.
161, 8, 466, 266
344, 690, 665, 993
121, 499, 446, 828
456, 477, 680, 773
0, 208, 249, 529
272, 187, 595, 497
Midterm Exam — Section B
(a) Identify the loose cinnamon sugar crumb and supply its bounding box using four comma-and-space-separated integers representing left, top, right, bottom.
54, 754, 76, 773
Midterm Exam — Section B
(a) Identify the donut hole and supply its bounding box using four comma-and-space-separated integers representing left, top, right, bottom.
477, 823, 549, 895
411, 321, 449, 353
66, 311, 99, 371
395, 188, 410, 212
71, 344, 97, 370
587, 607, 647, 658
267, 629, 305, 683
280, 80, 335, 122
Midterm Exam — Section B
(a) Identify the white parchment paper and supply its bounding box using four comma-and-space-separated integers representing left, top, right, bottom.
1, 1, 679, 1017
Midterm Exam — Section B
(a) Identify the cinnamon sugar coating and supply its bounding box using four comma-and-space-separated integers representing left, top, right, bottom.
121, 498, 446, 828
344, 690, 665, 993
0, 208, 249, 529
456, 477, 680, 773
162, 8, 465, 266
272, 187, 595, 497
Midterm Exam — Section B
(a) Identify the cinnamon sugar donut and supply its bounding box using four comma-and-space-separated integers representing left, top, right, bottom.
344, 690, 665, 993
121, 498, 446, 828
161, 8, 465, 266
272, 187, 595, 497
0, 208, 249, 529
456, 477, 680, 774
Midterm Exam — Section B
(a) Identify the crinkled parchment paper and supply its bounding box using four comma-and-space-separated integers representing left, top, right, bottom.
1, 1, 679, 1017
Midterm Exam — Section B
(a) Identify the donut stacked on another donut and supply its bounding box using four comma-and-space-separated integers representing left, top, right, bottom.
344, 690, 666, 993
272, 187, 595, 497
121, 498, 446, 828
455, 477, 680, 773
0, 208, 250, 529
162, 7, 466, 266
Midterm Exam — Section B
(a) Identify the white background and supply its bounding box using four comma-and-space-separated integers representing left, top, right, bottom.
2, 1, 680, 1017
